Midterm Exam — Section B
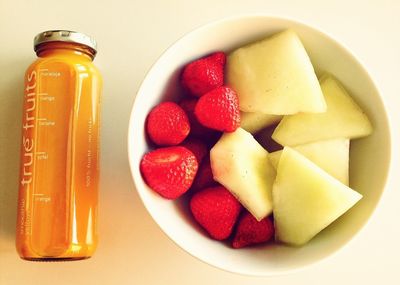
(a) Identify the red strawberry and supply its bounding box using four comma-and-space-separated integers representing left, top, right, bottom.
179, 99, 217, 138
181, 52, 226, 97
181, 138, 208, 164
146, 101, 190, 146
191, 157, 216, 191
140, 146, 198, 199
190, 186, 242, 240
195, 86, 240, 132
232, 212, 275, 249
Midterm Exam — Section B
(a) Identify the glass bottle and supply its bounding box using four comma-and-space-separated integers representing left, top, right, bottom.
16, 30, 102, 260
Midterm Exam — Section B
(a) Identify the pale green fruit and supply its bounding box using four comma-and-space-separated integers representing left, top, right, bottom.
227, 30, 326, 115
272, 75, 373, 146
268, 139, 349, 185
240, 111, 282, 134
210, 128, 275, 220
273, 147, 362, 246
268, 151, 281, 170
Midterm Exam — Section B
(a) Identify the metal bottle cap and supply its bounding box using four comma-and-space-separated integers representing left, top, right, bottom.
34, 30, 97, 54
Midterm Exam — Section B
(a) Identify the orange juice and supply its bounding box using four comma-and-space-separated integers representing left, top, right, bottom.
16, 30, 102, 260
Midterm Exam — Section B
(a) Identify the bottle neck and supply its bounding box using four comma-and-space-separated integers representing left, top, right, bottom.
35, 42, 95, 61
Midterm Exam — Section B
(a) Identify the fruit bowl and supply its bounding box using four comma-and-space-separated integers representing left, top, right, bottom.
128, 15, 391, 275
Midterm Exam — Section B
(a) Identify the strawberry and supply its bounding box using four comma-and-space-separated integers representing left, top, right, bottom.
181, 138, 208, 164
140, 146, 198, 199
146, 101, 190, 146
232, 212, 275, 249
190, 186, 242, 240
195, 86, 240, 132
179, 99, 217, 139
181, 52, 226, 97
191, 157, 216, 191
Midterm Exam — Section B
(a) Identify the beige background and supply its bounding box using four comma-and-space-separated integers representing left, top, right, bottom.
1, 0, 399, 284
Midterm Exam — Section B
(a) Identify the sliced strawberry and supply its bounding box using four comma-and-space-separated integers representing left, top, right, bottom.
140, 146, 198, 199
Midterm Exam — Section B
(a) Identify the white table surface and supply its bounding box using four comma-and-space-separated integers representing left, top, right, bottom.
1, 0, 399, 284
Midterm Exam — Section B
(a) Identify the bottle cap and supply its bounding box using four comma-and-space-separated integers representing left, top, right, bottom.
34, 30, 97, 54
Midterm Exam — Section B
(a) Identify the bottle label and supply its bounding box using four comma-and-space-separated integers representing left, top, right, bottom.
19, 70, 37, 236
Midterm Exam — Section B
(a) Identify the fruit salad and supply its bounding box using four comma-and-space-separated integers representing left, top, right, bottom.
139, 29, 372, 248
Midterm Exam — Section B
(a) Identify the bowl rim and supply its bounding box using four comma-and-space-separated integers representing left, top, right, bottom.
127, 13, 392, 276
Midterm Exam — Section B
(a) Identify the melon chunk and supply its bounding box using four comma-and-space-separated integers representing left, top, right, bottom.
210, 128, 275, 220
227, 29, 326, 115
268, 151, 281, 170
273, 147, 362, 246
240, 111, 282, 134
268, 139, 349, 185
272, 75, 373, 146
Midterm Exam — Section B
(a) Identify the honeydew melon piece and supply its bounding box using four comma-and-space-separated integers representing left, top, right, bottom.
210, 128, 275, 220
227, 29, 326, 115
240, 111, 282, 134
272, 75, 373, 146
268, 151, 280, 170
272, 147, 362, 246
268, 139, 350, 185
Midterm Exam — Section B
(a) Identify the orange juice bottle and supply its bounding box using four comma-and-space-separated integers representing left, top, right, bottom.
16, 30, 102, 260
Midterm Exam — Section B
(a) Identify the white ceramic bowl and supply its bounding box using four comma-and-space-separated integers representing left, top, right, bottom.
128, 15, 391, 276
